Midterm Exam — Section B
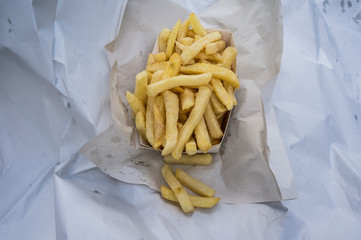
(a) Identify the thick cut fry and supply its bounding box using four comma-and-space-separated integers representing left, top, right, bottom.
162, 53, 181, 79
194, 117, 212, 153
180, 87, 195, 110
187, 29, 195, 38
147, 73, 212, 97
185, 137, 197, 155
161, 186, 220, 208
151, 70, 164, 83
188, 13, 207, 37
161, 165, 194, 213
180, 32, 222, 65
153, 95, 166, 148
218, 47, 237, 69
135, 111, 146, 140
177, 19, 189, 41
134, 71, 148, 105
205, 40, 225, 54
224, 82, 237, 105
175, 41, 187, 52
154, 52, 167, 62
158, 28, 170, 52
164, 153, 212, 165
210, 78, 233, 110
146, 97, 155, 147
175, 169, 215, 197
148, 61, 167, 73
172, 86, 212, 159
180, 63, 240, 88
165, 20, 181, 59
210, 92, 227, 115
162, 91, 179, 156
204, 103, 223, 139
194, 52, 215, 61
181, 37, 194, 46
145, 54, 155, 72
126, 91, 146, 116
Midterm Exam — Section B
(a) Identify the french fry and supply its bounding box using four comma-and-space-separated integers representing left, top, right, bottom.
175, 169, 215, 197
224, 82, 237, 105
158, 28, 171, 52
187, 29, 196, 38
194, 117, 212, 153
178, 113, 188, 123
177, 19, 189, 41
166, 19, 181, 59
180, 87, 195, 110
134, 71, 148, 105
126, 91, 146, 116
177, 123, 183, 132
194, 52, 215, 61
146, 97, 155, 147
194, 35, 202, 42
210, 78, 234, 110
145, 54, 155, 72
135, 111, 146, 140
210, 92, 227, 115
218, 46, 237, 69
147, 72, 152, 84
185, 137, 197, 155
151, 70, 164, 83
175, 41, 187, 52
171, 87, 184, 94
189, 13, 207, 37
162, 91, 179, 156
180, 63, 240, 88
205, 40, 225, 54
162, 53, 181, 79
172, 86, 212, 159
153, 95, 166, 148
204, 103, 223, 139
154, 52, 167, 62
180, 37, 194, 46
161, 164, 194, 213
161, 186, 220, 208
180, 32, 222, 65
147, 73, 212, 97
148, 61, 167, 73
164, 153, 212, 165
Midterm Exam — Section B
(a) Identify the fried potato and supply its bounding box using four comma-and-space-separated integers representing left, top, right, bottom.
162, 53, 181, 79
164, 153, 212, 165
171, 86, 184, 94
147, 73, 212, 97
175, 41, 187, 52
180, 32, 222, 65
145, 97, 155, 147
194, 52, 215, 61
185, 137, 197, 155
177, 19, 189, 41
224, 82, 237, 105
205, 40, 225, 55
194, 35, 202, 42
210, 92, 227, 115
134, 70, 148, 105
180, 37, 194, 46
180, 87, 195, 110
135, 111, 146, 140
161, 186, 220, 208
153, 95, 166, 148
218, 46, 237, 69
175, 169, 215, 197
161, 164, 194, 213
210, 78, 234, 110
166, 19, 181, 59
162, 91, 179, 156
151, 70, 164, 83
194, 116, 212, 153
187, 29, 196, 38
172, 86, 212, 159
145, 53, 155, 72
154, 52, 167, 62
204, 103, 223, 139
126, 91, 146, 116
158, 28, 170, 52
180, 63, 240, 88
148, 61, 167, 73
189, 13, 207, 37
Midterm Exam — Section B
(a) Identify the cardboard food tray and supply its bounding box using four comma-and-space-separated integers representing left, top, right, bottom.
139, 29, 236, 153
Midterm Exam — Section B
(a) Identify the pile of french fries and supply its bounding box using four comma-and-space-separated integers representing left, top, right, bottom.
126, 13, 239, 213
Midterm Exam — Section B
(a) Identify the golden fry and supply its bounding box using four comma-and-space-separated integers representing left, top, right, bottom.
218, 46, 237, 69
154, 52, 167, 62
146, 97, 155, 147
210, 78, 233, 110
205, 40, 225, 55
153, 95, 166, 148
175, 169, 215, 197
134, 70, 148, 105
165, 19, 181, 59
180, 37, 194, 46
135, 111, 146, 140
204, 103, 223, 139
210, 92, 227, 115
177, 19, 189, 41
224, 82, 237, 105
188, 13, 207, 37
151, 70, 164, 83
158, 28, 170, 53
185, 137, 197, 155
145, 53, 155, 72
126, 91, 146, 116
162, 91, 179, 156
194, 116, 212, 153
164, 153, 212, 165
180, 87, 195, 110
162, 53, 181, 79
148, 61, 167, 73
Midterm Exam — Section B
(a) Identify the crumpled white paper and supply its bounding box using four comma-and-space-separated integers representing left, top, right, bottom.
80, 0, 297, 203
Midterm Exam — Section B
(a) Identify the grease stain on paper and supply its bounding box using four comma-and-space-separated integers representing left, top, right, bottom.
111, 136, 121, 143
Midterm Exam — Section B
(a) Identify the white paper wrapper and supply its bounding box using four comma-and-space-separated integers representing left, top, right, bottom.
80, 0, 297, 203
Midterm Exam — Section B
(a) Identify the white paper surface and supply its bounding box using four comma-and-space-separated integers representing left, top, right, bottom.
1, 0, 361, 239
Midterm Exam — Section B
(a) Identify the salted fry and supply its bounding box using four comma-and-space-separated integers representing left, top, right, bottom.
210, 92, 227, 115
161, 164, 194, 213
205, 40, 225, 54
154, 52, 167, 62
151, 70, 164, 83
175, 169, 215, 197
146, 54, 155, 72
165, 19, 181, 59
134, 71, 148, 105
204, 103, 223, 139
162, 53, 181, 79
172, 86, 212, 159
146, 97, 155, 147
164, 153, 212, 165
148, 61, 167, 73
158, 28, 170, 52
175, 41, 187, 52
194, 117, 212, 153
180, 32, 222, 65
185, 137, 197, 155
177, 19, 189, 41
153, 95, 166, 148
218, 46, 237, 69
180, 37, 194, 46
126, 91, 145, 116
180, 63, 240, 88
188, 13, 207, 37
147, 73, 212, 97
210, 78, 233, 110
224, 82, 237, 105
180, 87, 195, 110
162, 91, 179, 156
161, 186, 220, 208
194, 35, 202, 42
194, 52, 215, 61
135, 111, 146, 140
